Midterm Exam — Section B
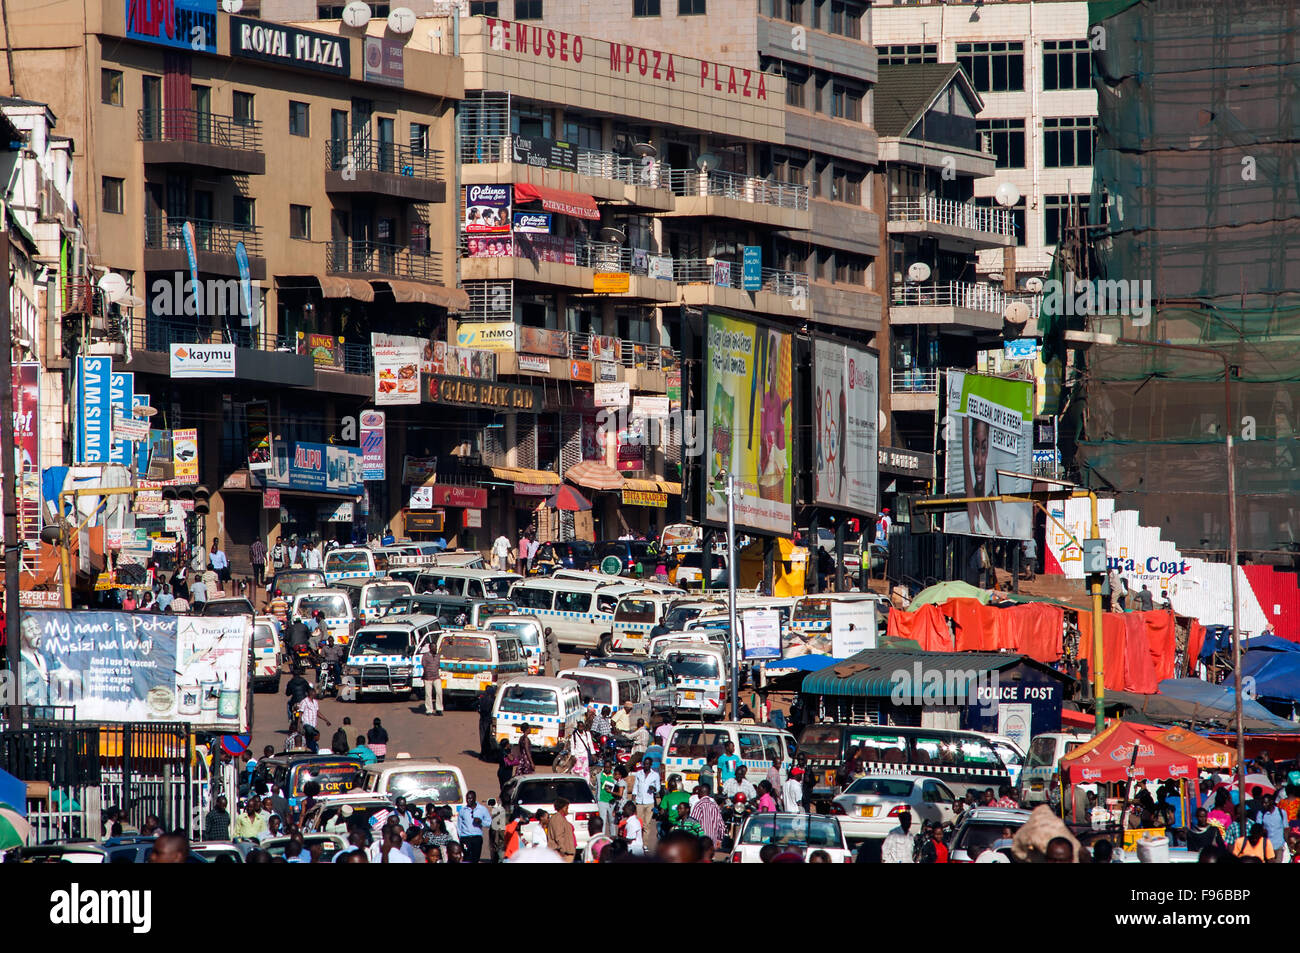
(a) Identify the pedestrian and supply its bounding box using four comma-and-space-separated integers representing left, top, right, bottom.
298, 686, 330, 752
545, 798, 577, 862
654, 713, 675, 748
367, 718, 389, 761
591, 705, 613, 738
543, 624, 560, 678
880, 809, 915, 864
492, 532, 511, 572
511, 724, 535, 778
690, 784, 725, 846
1253, 792, 1288, 860
782, 767, 805, 812
595, 759, 618, 833
516, 531, 529, 575
630, 718, 651, 760
233, 796, 268, 840
1232, 823, 1278, 862
1136, 584, 1154, 612
122, 591, 137, 612
766, 756, 784, 794
420, 638, 443, 716
718, 741, 741, 784
619, 801, 645, 855
284, 666, 311, 729
457, 790, 492, 863
271, 538, 287, 571
204, 795, 231, 840
631, 756, 661, 852
723, 765, 757, 801
569, 716, 596, 781
478, 683, 497, 758
348, 734, 377, 765
755, 781, 779, 813
189, 574, 208, 609
209, 539, 229, 587
249, 537, 267, 591
584, 818, 613, 863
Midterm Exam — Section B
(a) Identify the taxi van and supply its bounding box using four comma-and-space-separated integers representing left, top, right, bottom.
657, 641, 729, 719
396, 594, 517, 629
558, 666, 651, 725
436, 630, 528, 701
251, 615, 283, 693
339, 578, 415, 624
580, 655, 676, 713
259, 753, 364, 809
1018, 731, 1093, 806
359, 760, 468, 812
508, 579, 623, 652
483, 614, 548, 674
324, 546, 391, 585
290, 588, 358, 646
608, 591, 681, 655
414, 568, 522, 600
340, 615, 441, 700
663, 722, 797, 789
489, 676, 585, 758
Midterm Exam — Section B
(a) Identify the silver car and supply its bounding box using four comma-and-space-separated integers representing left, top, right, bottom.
832, 774, 957, 841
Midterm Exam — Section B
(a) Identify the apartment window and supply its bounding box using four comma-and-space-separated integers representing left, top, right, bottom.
410, 122, 429, 155
784, 69, 807, 108
678, 0, 706, 14
290, 205, 312, 241
1044, 194, 1088, 245
956, 41, 1025, 93
233, 196, 255, 229
514, 0, 542, 18
102, 177, 124, 214
233, 91, 255, 126
289, 101, 310, 137
876, 44, 937, 65
783, 0, 803, 24
634, 0, 660, 14
815, 248, 832, 281
974, 196, 1027, 246
101, 69, 123, 106
1043, 116, 1096, 168
827, 2, 862, 39
976, 118, 1025, 169
1043, 39, 1091, 91
835, 252, 866, 286
829, 84, 862, 122
831, 167, 860, 205
772, 154, 805, 187
469, 1, 499, 13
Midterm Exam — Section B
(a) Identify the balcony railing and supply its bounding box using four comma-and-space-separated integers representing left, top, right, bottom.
328, 240, 443, 284
126, 318, 376, 375
62, 276, 106, 316
137, 108, 264, 152
326, 139, 446, 181
674, 258, 810, 299
889, 196, 1015, 238
891, 281, 1012, 315
665, 167, 809, 211
144, 215, 263, 257
459, 134, 670, 188
890, 368, 939, 394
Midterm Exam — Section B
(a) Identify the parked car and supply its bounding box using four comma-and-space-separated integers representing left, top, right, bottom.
947, 806, 1032, 863
500, 774, 600, 851
731, 813, 853, 863
528, 541, 596, 575
831, 774, 958, 841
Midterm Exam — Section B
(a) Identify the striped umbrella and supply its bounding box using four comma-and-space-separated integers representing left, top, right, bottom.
563, 460, 625, 491
0, 804, 31, 851
546, 484, 593, 512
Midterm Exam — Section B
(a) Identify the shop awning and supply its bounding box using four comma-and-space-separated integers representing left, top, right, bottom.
1060, 720, 1199, 784
564, 460, 625, 491
514, 182, 600, 221
658, 480, 682, 495
377, 279, 470, 311
317, 276, 375, 302
802, 649, 1026, 698
621, 477, 662, 493
489, 466, 560, 486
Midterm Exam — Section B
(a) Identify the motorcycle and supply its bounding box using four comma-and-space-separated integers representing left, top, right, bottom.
318, 662, 338, 697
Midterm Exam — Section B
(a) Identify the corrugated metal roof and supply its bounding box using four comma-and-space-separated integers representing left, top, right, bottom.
801, 649, 1026, 698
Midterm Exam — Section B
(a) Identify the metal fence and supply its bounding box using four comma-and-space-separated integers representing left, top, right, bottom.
888, 196, 1015, 237
890, 368, 940, 394
664, 166, 809, 211
137, 107, 264, 152
327, 239, 443, 284
144, 215, 263, 257
326, 138, 446, 180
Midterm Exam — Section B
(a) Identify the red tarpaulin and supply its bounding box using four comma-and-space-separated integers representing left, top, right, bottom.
513, 183, 600, 220
999, 603, 1065, 663
941, 598, 998, 652
1076, 610, 1129, 692
1060, 720, 1199, 783
1123, 613, 1159, 694
1140, 610, 1177, 682
1078, 610, 1176, 693
885, 603, 954, 652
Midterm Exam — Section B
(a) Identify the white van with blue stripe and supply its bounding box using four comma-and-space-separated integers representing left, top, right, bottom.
507, 579, 624, 652
324, 547, 390, 585
664, 722, 798, 791
339, 615, 441, 700
489, 676, 584, 756
557, 666, 650, 726
654, 640, 729, 719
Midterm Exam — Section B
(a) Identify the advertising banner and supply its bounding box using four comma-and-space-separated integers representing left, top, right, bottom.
512, 211, 551, 234
813, 340, 879, 514
569, 360, 594, 383
742, 246, 762, 291
170, 343, 235, 378
742, 608, 781, 659
943, 370, 1034, 540
704, 311, 793, 536
594, 273, 630, 294
230, 16, 349, 75
830, 601, 877, 658
594, 382, 629, 408
510, 134, 578, 172
14, 362, 39, 548
326, 445, 362, 493
518, 326, 569, 357
77, 356, 112, 464
622, 489, 667, 508
246, 401, 271, 472
108, 371, 134, 466
433, 485, 488, 508
173, 428, 199, 483
268, 441, 361, 495
632, 396, 670, 418
373, 339, 421, 405
263, 488, 280, 509
409, 486, 433, 510
518, 355, 551, 373
125, 0, 217, 53
455, 321, 517, 351
589, 336, 621, 363
402, 455, 439, 486
19, 610, 249, 729
360, 410, 386, 481
464, 184, 511, 234
648, 255, 674, 281
298, 332, 343, 368
364, 35, 405, 86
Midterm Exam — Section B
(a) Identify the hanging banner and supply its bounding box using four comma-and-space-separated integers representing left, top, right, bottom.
360, 410, 386, 481
594, 381, 629, 408
455, 321, 517, 351
298, 332, 344, 368
830, 601, 877, 658
464, 184, 511, 234
246, 401, 271, 472
173, 428, 199, 483
77, 356, 112, 464
943, 370, 1034, 540
263, 488, 280, 509
170, 343, 235, 378
108, 371, 134, 465
742, 608, 781, 660
373, 338, 421, 405
14, 362, 40, 548
518, 326, 569, 357
812, 339, 879, 514
402, 455, 439, 486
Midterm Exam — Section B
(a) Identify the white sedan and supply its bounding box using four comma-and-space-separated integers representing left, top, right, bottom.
730, 813, 854, 863
500, 773, 599, 851
832, 774, 957, 841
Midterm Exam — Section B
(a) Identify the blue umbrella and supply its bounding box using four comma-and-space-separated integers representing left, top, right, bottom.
0, 767, 27, 819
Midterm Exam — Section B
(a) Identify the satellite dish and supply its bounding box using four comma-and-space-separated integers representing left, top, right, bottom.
695, 153, 718, 173
342, 1, 372, 27
97, 273, 128, 300
220, 0, 242, 12
598, 226, 627, 244
1024, 276, 1044, 293
906, 262, 931, 283
632, 142, 657, 158
987, 272, 1005, 283
994, 182, 1021, 208
878, 409, 887, 432
1004, 300, 1031, 325
387, 7, 415, 33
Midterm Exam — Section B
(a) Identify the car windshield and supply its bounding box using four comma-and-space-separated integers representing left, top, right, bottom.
565, 673, 613, 705
366, 585, 411, 606
488, 622, 541, 647
385, 770, 463, 804
513, 779, 595, 806
662, 606, 707, 629
479, 601, 516, 620
798, 726, 844, 758
483, 577, 515, 597
439, 636, 492, 661
615, 598, 658, 623
291, 762, 360, 797
296, 594, 349, 618
742, 815, 841, 848
845, 778, 916, 797
277, 572, 325, 595
326, 552, 371, 573
205, 600, 253, 616
954, 821, 1022, 856
350, 631, 410, 656
668, 729, 731, 758
498, 685, 560, 716
994, 743, 1024, 767
666, 652, 720, 680
253, 624, 277, 650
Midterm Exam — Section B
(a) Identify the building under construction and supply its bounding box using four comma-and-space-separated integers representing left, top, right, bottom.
1052, 0, 1300, 562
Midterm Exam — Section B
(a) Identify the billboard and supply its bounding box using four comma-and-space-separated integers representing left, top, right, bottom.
360, 410, 386, 481
704, 311, 794, 536
943, 371, 1034, 540
125, 0, 217, 52
170, 343, 235, 378
77, 356, 112, 464
812, 339, 879, 514
19, 610, 250, 730
373, 338, 421, 405
463, 184, 511, 234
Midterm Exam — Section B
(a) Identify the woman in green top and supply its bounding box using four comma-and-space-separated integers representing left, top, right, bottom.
659, 775, 691, 830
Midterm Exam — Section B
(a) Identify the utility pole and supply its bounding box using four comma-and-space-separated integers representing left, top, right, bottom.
0, 236, 18, 708
717, 469, 740, 719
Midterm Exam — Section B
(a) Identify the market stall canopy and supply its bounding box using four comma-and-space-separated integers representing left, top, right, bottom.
1242, 635, 1300, 704
545, 484, 593, 512
1157, 677, 1298, 730
801, 649, 1035, 698
0, 768, 26, 818
1138, 726, 1236, 771
1059, 720, 1198, 784
909, 579, 988, 609
564, 460, 625, 491
514, 182, 600, 220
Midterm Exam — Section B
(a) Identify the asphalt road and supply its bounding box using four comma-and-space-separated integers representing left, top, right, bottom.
249, 649, 588, 799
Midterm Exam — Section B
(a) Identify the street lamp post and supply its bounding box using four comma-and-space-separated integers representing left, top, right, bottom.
714, 469, 741, 719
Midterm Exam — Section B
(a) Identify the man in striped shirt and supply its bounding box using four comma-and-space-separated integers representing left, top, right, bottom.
690, 785, 725, 846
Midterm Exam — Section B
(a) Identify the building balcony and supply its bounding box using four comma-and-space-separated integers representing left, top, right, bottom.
661, 168, 811, 230
138, 108, 266, 175
328, 240, 445, 285
142, 216, 266, 279
324, 140, 447, 203
459, 235, 676, 300
674, 258, 810, 320
460, 135, 675, 211
889, 367, 940, 412
888, 196, 1016, 250
810, 283, 882, 336
890, 280, 1013, 332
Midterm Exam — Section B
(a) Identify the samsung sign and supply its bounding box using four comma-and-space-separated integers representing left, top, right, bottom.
231, 16, 350, 75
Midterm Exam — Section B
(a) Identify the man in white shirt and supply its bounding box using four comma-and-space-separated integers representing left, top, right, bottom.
881, 810, 916, 863
305, 544, 322, 570
526, 536, 540, 572
722, 766, 757, 802
782, 768, 806, 813
492, 534, 511, 572
631, 758, 661, 851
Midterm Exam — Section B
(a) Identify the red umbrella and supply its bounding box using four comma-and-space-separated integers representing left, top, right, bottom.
545, 485, 592, 512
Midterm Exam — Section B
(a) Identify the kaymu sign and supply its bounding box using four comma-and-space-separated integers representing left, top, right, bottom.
170, 344, 235, 378
231, 16, 350, 75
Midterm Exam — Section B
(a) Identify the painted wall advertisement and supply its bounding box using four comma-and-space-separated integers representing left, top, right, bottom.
704, 311, 793, 536
813, 340, 879, 514
943, 371, 1034, 540
373, 337, 421, 405
19, 610, 250, 729
360, 410, 386, 482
